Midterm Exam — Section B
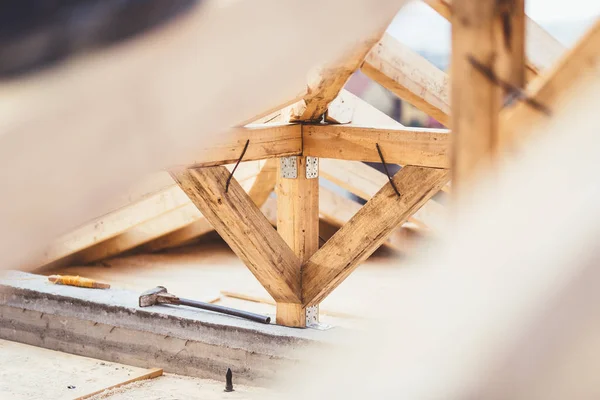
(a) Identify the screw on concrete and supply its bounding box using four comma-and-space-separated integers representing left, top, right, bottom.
224, 368, 234, 392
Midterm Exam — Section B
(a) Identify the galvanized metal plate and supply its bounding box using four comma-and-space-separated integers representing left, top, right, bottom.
307, 322, 334, 331
280, 156, 297, 179
305, 305, 319, 326
305, 156, 318, 179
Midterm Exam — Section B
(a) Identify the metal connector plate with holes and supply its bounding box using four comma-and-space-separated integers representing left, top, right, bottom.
305, 305, 319, 326
305, 157, 318, 179
280, 157, 297, 179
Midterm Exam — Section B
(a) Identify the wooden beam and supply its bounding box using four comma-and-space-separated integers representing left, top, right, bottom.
275, 157, 319, 326
170, 166, 301, 303
500, 20, 600, 150
361, 33, 450, 126
303, 124, 450, 168
291, 18, 399, 123
74, 177, 262, 263
184, 124, 301, 168
334, 90, 400, 127
319, 159, 446, 231
247, 159, 278, 207
319, 186, 425, 253
303, 166, 450, 306
451, 0, 524, 191
142, 159, 279, 252
423, 0, 564, 79
75, 368, 163, 400
32, 163, 262, 269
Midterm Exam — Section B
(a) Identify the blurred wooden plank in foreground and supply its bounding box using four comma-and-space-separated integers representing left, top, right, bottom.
0, 0, 407, 271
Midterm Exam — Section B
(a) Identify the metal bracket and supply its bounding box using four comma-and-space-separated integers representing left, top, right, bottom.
305, 305, 319, 326
305, 156, 319, 179
280, 157, 297, 179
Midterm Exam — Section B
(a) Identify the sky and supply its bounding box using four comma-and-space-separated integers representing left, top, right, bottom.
388, 0, 600, 52
526, 0, 600, 21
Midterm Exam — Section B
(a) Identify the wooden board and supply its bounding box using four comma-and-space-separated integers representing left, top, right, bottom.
183, 124, 301, 167
500, 20, 600, 150
303, 124, 450, 168
141, 160, 278, 252
451, 0, 524, 192
32, 162, 262, 269
319, 159, 446, 231
290, 23, 395, 122
303, 166, 450, 306
275, 156, 319, 326
170, 166, 301, 303
361, 33, 450, 126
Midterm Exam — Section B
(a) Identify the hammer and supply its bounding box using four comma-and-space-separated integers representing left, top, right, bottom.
139, 286, 271, 324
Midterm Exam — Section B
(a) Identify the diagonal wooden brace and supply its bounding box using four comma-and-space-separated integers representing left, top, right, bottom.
302, 166, 450, 307
170, 166, 302, 304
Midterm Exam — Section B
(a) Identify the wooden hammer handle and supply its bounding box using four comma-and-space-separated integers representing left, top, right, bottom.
48, 275, 110, 289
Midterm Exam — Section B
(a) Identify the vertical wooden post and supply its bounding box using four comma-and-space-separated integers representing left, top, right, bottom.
276, 155, 320, 327
451, 0, 525, 195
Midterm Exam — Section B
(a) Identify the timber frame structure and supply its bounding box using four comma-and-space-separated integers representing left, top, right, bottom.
31, 0, 599, 328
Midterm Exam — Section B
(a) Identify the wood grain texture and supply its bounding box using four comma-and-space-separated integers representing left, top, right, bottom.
451, 0, 521, 191
247, 159, 278, 208
170, 166, 301, 303
303, 166, 450, 306
319, 186, 423, 252
361, 33, 450, 126
276, 157, 320, 263
32, 163, 262, 269
142, 160, 278, 253
184, 124, 301, 168
290, 21, 396, 122
423, 0, 564, 79
75, 368, 163, 400
303, 124, 450, 168
276, 156, 319, 326
320, 157, 446, 232
0, 0, 408, 273
335, 90, 400, 127
500, 20, 600, 150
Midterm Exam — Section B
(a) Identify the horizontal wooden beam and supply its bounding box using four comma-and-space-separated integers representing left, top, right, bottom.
170, 166, 301, 303
303, 166, 450, 306
361, 33, 450, 126
184, 124, 301, 168
303, 124, 450, 168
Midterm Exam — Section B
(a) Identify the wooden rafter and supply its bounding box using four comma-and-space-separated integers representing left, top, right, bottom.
142, 159, 279, 252
32, 163, 263, 269
319, 159, 446, 232
170, 166, 301, 303
303, 124, 450, 168
361, 32, 450, 126
319, 186, 425, 253
333, 89, 400, 126
501, 20, 600, 150
303, 166, 450, 306
289, 26, 393, 122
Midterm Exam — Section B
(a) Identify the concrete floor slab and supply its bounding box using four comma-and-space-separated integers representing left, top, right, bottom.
0, 271, 337, 384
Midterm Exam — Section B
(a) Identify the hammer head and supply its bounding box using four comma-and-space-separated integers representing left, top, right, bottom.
139, 286, 169, 307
